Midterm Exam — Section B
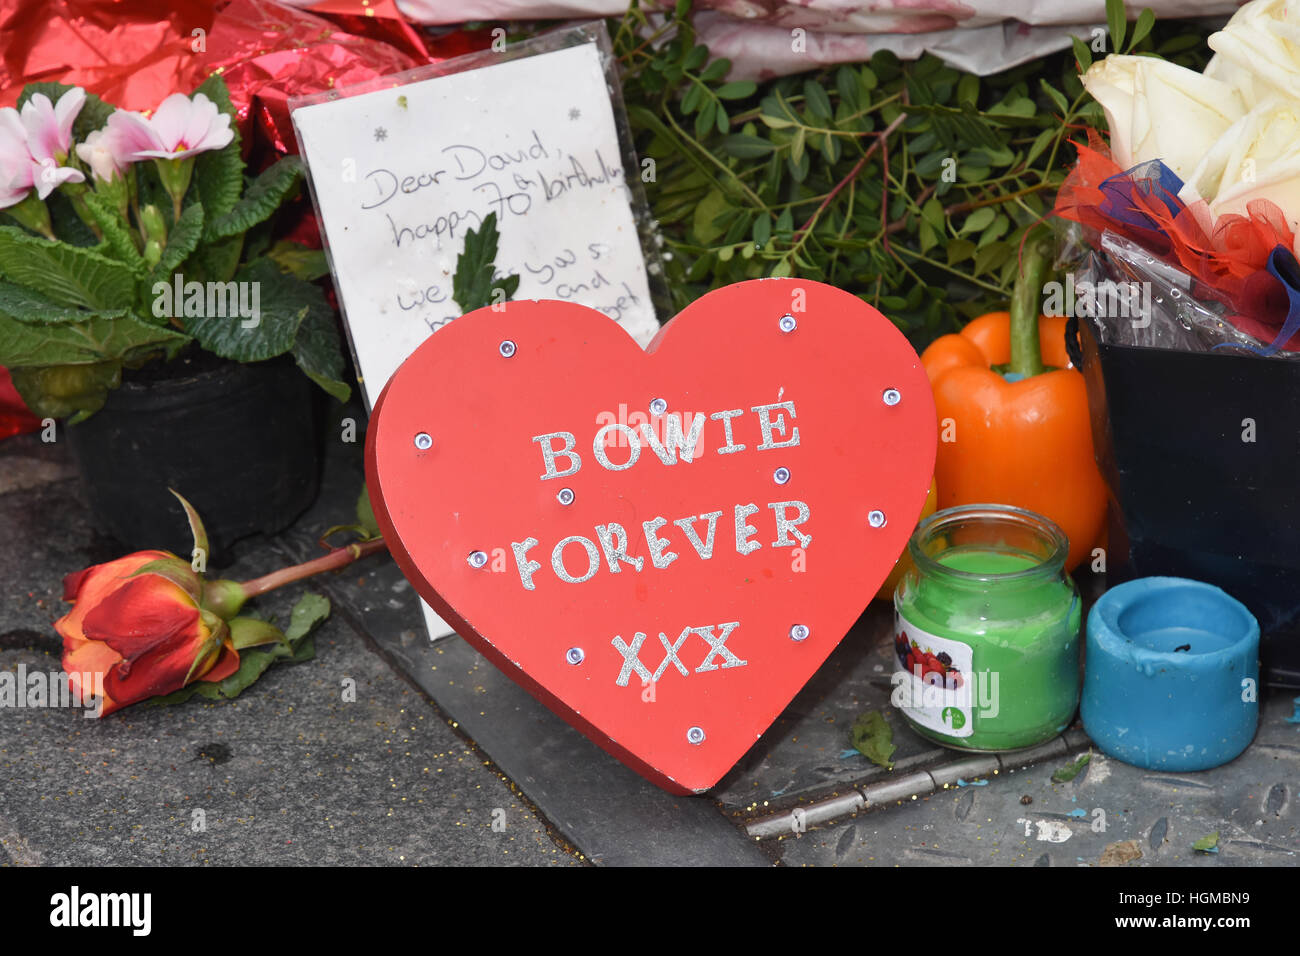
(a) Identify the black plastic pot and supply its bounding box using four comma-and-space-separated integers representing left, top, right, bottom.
1072, 316, 1300, 688
66, 355, 322, 562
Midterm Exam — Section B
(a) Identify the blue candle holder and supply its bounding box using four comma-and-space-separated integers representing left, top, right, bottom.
1082, 577, 1260, 771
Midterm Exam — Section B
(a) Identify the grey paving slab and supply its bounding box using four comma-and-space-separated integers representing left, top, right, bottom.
0, 434, 578, 866
771, 692, 1300, 867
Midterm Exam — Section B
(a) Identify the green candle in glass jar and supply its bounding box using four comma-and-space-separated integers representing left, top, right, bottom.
892, 504, 1081, 752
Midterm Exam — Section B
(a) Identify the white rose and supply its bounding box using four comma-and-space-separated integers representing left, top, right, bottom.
1179, 97, 1300, 237
1082, 55, 1245, 183
1206, 0, 1300, 106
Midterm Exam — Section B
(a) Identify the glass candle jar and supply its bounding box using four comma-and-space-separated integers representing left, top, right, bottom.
892, 504, 1081, 752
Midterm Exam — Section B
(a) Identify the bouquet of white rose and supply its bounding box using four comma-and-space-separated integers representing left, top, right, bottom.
1057, 0, 1300, 357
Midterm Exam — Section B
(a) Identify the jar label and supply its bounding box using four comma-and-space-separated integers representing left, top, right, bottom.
891, 606, 974, 738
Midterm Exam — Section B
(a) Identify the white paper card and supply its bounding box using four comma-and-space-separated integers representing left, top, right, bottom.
291, 41, 659, 408
292, 40, 658, 642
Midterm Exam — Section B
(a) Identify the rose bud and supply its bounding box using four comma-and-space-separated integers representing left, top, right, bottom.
57, 550, 240, 717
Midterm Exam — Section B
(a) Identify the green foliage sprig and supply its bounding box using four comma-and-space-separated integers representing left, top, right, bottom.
614, 0, 1213, 346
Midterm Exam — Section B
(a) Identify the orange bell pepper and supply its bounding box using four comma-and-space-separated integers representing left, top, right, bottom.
920, 230, 1107, 572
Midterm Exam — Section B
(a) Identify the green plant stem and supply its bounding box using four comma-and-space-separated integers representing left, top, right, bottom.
1009, 228, 1054, 378
239, 537, 388, 600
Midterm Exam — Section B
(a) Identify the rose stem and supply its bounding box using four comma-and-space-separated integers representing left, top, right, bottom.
239, 538, 389, 600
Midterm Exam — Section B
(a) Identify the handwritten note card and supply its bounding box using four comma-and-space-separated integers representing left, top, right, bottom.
291, 40, 660, 410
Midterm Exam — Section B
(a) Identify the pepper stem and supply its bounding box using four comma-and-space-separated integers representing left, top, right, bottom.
1009, 226, 1054, 379
239, 538, 388, 600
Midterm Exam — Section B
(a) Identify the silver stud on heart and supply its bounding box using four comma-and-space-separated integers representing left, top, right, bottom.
790, 624, 810, 642
773, 467, 791, 485
649, 397, 667, 415
557, 487, 575, 506
499, 340, 517, 358
868, 510, 887, 528
566, 647, 585, 665
779, 313, 797, 333
413, 432, 432, 450
686, 726, 706, 745
883, 387, 901, 406
467, 550, 488, 569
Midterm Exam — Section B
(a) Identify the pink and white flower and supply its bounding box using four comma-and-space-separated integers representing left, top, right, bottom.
0, 89, 87, 208
106, 92, 234, 162
21, 88, 85, 165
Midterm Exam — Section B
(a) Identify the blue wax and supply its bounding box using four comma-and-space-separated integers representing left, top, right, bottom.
1082, 577, 1260, 772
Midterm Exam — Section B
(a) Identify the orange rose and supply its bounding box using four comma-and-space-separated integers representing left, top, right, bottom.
57, 550, 240, 716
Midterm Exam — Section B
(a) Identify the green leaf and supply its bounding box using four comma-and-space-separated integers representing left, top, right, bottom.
267, 240, 330, 281
1072, 35, 1094, 73
945, 238, 976, 264
715, 81, 756, 100
81, 192, 146, 275
802, 79, 833, 120
1191, 831, 1220, 854
918, 220, 937, 253
681, 81, 704, 115
285, 592, 330, 644
229, 616, 289, 651
153, 201, 205, 280
700, 58, 729, 83
836, 65, 861, 112
357, 485, 381, 538
204, 157, 302, 242
191, 74, 244, 221
692, 189, 730, 244
190, 234, 243, 284
291, 289, 351, 402
0, 281, 106, 324
694, 98, 716, 138
789, 127, 806, 167
720, 134, 775, 159
0, 309, 186, 369
959, 207, 996, 234
1026, 128, 1056, 166
1130, 8, 1155, 48
184, 258, 317, 362
0, 226, 135, 309
1107, 0, 1127, 53
1040, 79, 1069, 114
8, 361, 122, 422
1051, 752, 1091, 783
921, 197, 946, 233
974, 240, 1011, 275
451, 211, 520, 313
684, 44, 708, 72
850, 710, 896, 770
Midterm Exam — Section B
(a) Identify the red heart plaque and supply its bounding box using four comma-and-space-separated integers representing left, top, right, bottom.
366, 278, 936, 794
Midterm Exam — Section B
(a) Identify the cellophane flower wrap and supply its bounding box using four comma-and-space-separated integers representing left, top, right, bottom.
1054, 0, 1300, 358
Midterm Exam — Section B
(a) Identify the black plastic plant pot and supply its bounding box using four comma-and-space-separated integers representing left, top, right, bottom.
66, 355, 322, 563
1074, 317, 1300, 688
